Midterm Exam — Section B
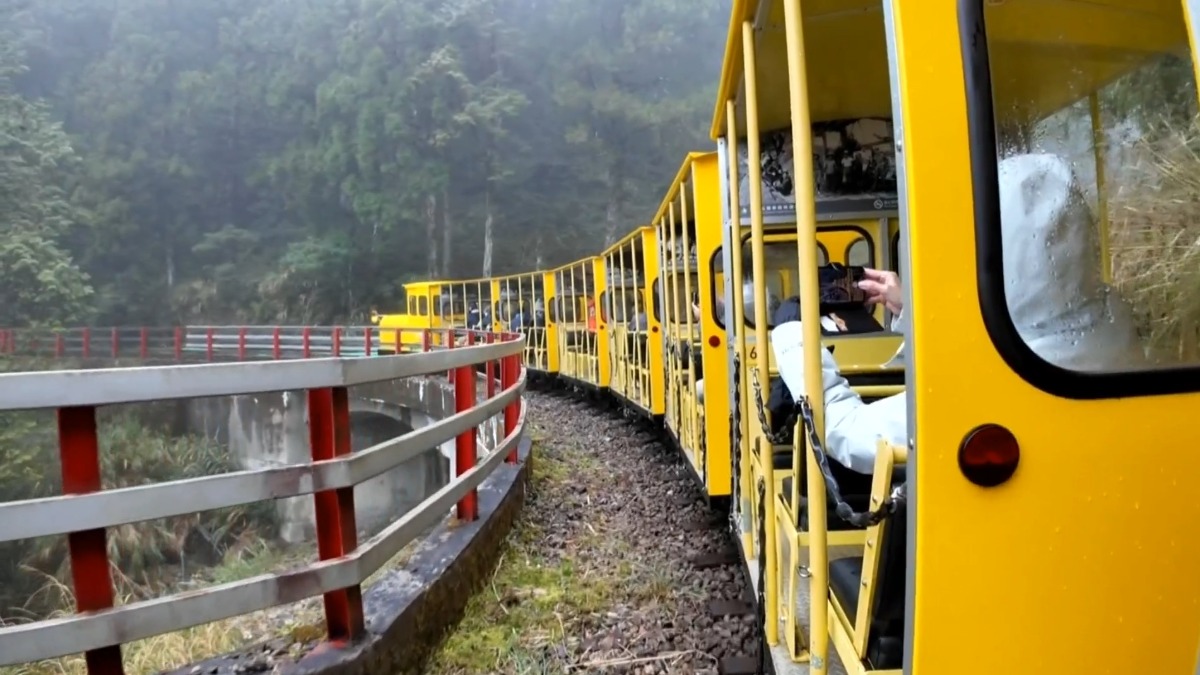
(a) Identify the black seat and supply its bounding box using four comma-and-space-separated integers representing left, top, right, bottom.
844, 370, 905, 388
829, 498, 907, 670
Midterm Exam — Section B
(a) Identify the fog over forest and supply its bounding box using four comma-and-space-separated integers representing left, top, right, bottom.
1, 0, 727, 327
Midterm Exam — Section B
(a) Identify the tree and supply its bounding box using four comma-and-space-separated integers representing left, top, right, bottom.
0, 27, 92, 327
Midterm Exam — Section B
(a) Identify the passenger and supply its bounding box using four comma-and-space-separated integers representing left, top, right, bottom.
765, 268, 904, 438
532, 299, 546, 327
467, 302, 481, 330
771, 153, 1144, 474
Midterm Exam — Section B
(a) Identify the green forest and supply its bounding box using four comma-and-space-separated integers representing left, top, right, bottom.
0, 0, 727, 328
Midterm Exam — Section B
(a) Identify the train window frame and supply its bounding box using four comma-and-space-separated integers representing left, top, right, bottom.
958, 0, 1200, 400
845, 236, 871, 267
548, 295, 575, 324
710, 227, 868, 330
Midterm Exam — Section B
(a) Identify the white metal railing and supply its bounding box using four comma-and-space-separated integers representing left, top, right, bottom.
0, 327, 527, 673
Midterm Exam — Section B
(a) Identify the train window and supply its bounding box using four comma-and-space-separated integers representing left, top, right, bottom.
602, 288, 639, 323
652, 279, 662, 323
710, 238, 829, 329
846, 236, 871, 266
417, 296, 428, 317
549, 296, 577, 324
656, 273, 694, 326
964, 0, 1200, 397
407, 297, 415, 315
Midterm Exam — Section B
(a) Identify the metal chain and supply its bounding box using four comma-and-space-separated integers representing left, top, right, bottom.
745, 361, 904, 528
748, 365, 796, 445
729, 354, 742, 516
795, 395, 906, 528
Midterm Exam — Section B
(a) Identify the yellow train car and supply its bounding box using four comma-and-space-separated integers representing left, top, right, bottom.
653, 152, 735, 498
600, 226, 665, 417
489, 272, 550, 370
551, 257, 607, 390
374, 5, 1200, 674
371, 281, 444, 353
709, 0, 1200, 674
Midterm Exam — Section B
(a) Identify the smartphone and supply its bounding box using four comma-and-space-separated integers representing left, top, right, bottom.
818, 263, 867, 309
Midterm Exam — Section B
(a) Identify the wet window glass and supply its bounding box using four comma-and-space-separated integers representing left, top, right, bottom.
983, 1, 1198, 370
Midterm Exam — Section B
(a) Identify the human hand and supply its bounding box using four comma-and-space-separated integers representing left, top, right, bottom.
858, 268, 903, 314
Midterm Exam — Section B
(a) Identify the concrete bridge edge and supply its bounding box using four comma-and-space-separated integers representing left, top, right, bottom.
161, 435, 534, 675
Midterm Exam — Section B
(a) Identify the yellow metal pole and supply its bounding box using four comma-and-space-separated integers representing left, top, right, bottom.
781, 0, 829, 670
727, 99, 754, 558
669, 206, 682, 430
742, 19, 779, 647
629, 242, 644, 403
681, 175, 698, 454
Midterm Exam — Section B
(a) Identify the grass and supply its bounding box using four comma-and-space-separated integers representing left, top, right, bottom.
427, 450, 612, 675
0, 512, 425, 675
426, 431, 679, 675
1107, 114, 1200, 362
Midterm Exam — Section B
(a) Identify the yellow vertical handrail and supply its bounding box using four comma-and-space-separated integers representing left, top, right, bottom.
742, 18, 779, 647
727, 100, 754, 557
781, 0, 829, 670
681, 176, 698, 452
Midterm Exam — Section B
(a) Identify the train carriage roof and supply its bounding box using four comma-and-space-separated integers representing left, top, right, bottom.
651, 152, 716, 228
710, 0, 1189, 140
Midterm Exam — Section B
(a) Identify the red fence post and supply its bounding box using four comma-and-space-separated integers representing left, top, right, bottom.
454, 357, 479, 521
174, 327, 183, 361
333, 327, 342, 357
422, 329, 431, 353
502, 335, 520, 463
485, 333, 496, 399
110, 327, 118, 358
302, 327, 311, 358
55, 333, 65, 358
364, 327, 373, 356
237, 327, 247, 361
393, 328, 402, 355
82, 327, 91, 359
139, 328, 148, 359
308, 387, 365, 642
58, 406, 124, 675
446, 328, 456, 380
206, 327, 214, 361
272, 326, 282, 360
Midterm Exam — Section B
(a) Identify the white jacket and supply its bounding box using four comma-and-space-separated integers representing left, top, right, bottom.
771, 152, 1143, 474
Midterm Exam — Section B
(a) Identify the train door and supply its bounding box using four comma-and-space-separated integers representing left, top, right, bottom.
542, 271, 560, 374
592, 256, 611, 390
891, 1, 1200, 672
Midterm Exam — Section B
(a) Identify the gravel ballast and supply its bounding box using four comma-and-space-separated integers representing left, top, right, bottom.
429, 389, 762, 675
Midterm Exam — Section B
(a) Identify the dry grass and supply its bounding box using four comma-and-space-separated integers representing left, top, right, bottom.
1107, 115, 1200, 362
0, 532, 424, 675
